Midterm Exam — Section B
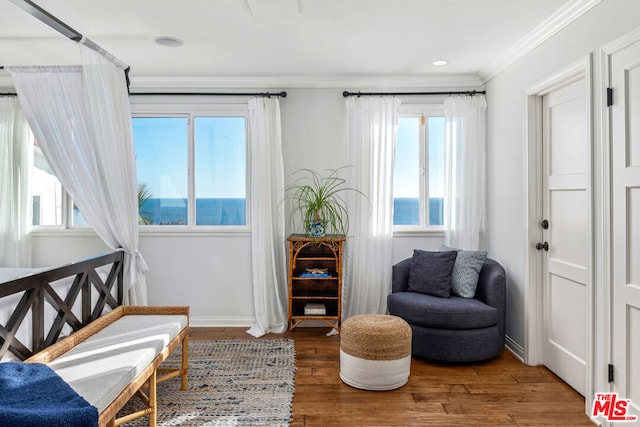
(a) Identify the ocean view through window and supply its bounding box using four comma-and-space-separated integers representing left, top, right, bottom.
393, 109, 445, 229
131, 197, 245, 226
133, 113, 247, 227
393, 197, 443, 226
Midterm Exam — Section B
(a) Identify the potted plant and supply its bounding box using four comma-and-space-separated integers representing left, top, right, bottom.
286, 167, 364, 238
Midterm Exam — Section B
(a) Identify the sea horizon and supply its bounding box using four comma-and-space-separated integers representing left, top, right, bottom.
75, 196, 443, 226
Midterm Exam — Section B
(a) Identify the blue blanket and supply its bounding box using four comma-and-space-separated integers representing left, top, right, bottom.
0, 362, 98, 427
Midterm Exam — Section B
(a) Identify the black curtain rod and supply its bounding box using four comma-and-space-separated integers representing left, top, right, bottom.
0, 91, 287, 98
342, 90, 486, 97
130, 91, 288, 98
5, 0, 131, 89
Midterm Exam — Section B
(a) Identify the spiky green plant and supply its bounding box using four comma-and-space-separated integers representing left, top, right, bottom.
137, 182, 154, 225
286, 167, 365, 237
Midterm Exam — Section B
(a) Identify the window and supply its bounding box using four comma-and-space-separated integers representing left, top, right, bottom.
32, 140, 89, 228
194, 117, 246, 226
132, 109, 248, 228
30, 103, 248, 231
133, 117, 189, 226
32, 141, 63, 226
393, 107, 445, 229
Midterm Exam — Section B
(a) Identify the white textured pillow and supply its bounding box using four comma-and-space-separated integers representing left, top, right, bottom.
440, 246, 487, 298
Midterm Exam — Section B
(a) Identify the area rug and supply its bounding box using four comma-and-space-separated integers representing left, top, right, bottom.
120, 339, 296, 427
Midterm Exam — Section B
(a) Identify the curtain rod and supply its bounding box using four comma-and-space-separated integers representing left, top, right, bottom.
5, 1, 130, 79
9, 0, 82, 42
0, 91, 288, 98
130, 91, 288, 98
342, 90, 486, 97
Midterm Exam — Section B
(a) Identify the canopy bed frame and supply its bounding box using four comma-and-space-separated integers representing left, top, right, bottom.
0, 251, 124, 361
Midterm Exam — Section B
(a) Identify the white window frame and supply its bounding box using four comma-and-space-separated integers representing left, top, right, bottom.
30, 97, 251, 236
130, 99, 251, 234
393, 104, 445, 235
31, 139, 77, 231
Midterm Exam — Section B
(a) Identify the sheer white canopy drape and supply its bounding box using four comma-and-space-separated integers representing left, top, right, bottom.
246, 97, 288, 337
443, 95, 487, 250
343, 96, 400, 318
8, 42, 148, 304
0, 97, 32, 267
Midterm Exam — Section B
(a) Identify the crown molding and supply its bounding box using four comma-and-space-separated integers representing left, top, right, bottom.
478, 0, 602, 83
3, 73, 484, 94
129, 74, 484, 91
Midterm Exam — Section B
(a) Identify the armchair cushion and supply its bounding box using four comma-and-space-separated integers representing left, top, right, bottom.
387, 292, 498, 329
441, 246, 488, 298
407, 250, 457, 298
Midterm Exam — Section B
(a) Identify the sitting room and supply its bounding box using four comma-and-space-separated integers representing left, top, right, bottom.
1, 0, 640, 425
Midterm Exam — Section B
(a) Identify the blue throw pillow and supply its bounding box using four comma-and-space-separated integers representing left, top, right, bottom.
407, 249, 457, 298
440, 246, 487, 298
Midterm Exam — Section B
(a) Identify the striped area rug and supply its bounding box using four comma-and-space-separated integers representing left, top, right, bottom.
121, 339, 296, 426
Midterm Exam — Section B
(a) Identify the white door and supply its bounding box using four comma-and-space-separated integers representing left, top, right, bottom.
541, 78, 590, 396
610, 35, 640, 419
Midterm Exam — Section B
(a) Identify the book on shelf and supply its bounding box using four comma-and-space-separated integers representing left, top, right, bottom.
304, 303, 326, 315
299, 272, 331, 278
300, 267, 330, 278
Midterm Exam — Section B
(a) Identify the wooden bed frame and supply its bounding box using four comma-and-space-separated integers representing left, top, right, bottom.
1, 252, 190, 426
0, 251, 124, 361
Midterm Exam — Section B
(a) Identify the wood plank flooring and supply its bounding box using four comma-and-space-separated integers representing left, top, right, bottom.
189, 327, 595, 426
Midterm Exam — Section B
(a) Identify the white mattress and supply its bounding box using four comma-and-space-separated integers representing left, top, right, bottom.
48, 314, 188, 413
0, 266, 112, 362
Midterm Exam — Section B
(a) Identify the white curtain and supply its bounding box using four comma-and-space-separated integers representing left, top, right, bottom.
443, 95, 487, 250
0, 97, 32, 267
8, 41, 148, 304
343, 96, 400, 318
246, 97, 288, 337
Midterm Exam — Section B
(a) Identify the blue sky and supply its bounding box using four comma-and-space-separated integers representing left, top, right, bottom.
394, 117, 420, 198
132, 115, 441, 201
133, 116, 246, 199
394, 116, 445, 199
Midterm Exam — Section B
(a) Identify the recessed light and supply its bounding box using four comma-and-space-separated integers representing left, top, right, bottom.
432, 60, 448, 66
154, 36, 185, 47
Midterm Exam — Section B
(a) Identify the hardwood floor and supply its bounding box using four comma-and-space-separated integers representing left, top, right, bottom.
189, 327, 595, 426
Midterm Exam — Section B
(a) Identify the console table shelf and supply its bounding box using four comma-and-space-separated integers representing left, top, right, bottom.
286, 234, 344, 335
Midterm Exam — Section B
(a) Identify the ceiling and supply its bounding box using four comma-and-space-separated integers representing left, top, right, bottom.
0, 0, 596, 89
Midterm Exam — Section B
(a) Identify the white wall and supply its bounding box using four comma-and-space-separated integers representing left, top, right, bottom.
31, 87, 444, 326
485, 0, 640, 351
139, 234, 254, 325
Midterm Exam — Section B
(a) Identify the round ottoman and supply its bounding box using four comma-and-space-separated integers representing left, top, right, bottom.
340, 314, 412, 391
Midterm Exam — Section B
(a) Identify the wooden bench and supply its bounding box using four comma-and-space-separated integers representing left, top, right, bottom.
27, 305, 189, 427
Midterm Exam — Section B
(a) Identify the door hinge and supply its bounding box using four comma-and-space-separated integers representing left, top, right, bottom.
607, 87, 613, 107
608, 363, 614, 383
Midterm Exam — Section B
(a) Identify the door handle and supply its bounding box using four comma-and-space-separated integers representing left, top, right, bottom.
536, 242, 549, 251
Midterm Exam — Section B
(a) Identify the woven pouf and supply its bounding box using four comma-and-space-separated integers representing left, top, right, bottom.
340, 314, 412, 391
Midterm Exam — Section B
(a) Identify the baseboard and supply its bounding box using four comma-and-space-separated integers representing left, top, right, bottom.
190, 316, 254, 327
505, 334, 525, 362
189, 317, 335, 329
